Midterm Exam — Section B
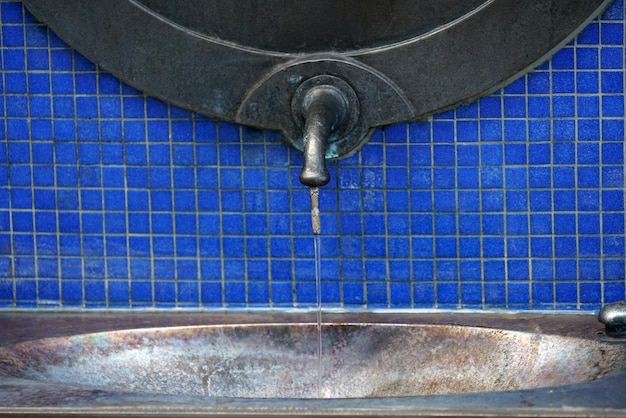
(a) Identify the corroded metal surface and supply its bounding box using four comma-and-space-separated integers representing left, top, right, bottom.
2, 323, 626, 399
0, 312, 626, 416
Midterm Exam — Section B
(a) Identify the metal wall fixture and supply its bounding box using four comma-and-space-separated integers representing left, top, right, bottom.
23, 0, 611, 186
599, 301, 626, 338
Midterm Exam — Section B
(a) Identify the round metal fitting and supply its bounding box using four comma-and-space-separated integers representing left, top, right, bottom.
290, 75, 363, 160
599, 301, 626, 338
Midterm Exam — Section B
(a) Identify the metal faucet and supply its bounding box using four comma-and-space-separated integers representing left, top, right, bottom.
297, 84, 350, 188
294, 77, 354, 234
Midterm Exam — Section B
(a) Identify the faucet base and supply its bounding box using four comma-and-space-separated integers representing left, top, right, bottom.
238, 58, 406, 160
293, 75, 359, 187
291, 74, 363, 162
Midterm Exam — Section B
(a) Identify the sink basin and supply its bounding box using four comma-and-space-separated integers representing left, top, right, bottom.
2, 323, 625, 399
1, 312, 625, 416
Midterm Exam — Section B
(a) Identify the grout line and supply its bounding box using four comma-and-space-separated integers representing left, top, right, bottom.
573, 29, 581, 310
429, 117, 438, 308
216, 123, 226, 308
22, 6, 39, 308
499, 88, 510, 309
96, 64, 108, 308
263, 129, 273, 309
0, 4, 16, 308
548, 46, 558, 310
382, 129, 390, 309
477, 111, 486, 309
239, 124, 249, 308
524, 74, 534, 309
406, 124, 415, 309
193, 114, 202, 309
453, 116, 462, 309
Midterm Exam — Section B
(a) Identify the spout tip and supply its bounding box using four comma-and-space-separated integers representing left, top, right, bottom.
299, 168, 330, 188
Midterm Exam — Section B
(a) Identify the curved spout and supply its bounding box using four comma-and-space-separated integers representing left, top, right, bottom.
298, 85, 350, 187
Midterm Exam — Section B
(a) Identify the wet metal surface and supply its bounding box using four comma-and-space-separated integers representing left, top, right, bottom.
1, 312, 626, 416
2, 323, 626, 399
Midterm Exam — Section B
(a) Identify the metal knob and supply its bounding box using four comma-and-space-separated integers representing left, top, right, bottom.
598, 301, 626, 338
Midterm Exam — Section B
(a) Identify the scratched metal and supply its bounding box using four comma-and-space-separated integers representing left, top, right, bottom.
1, 323, 625, 399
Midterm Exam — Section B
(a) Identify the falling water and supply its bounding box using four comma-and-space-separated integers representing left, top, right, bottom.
313, 233, 323, 398
309, 186, 323, 398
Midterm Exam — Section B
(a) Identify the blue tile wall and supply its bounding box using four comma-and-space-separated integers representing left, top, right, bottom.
0, 1, 624, 310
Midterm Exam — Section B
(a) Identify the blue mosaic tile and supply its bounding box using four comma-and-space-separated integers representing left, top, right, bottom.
0, 1, 625, 310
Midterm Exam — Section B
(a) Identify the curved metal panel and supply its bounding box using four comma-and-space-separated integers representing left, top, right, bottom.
22, 0, 611, 145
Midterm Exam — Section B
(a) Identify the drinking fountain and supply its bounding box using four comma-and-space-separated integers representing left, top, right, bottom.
3, 1, 625, 416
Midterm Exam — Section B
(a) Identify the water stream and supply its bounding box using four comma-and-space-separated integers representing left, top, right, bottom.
309, 186, 323, 398
314, 233, 323, 398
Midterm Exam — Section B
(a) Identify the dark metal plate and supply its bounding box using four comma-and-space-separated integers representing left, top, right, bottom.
135, 0, 490, 53
22, 0, 611, 155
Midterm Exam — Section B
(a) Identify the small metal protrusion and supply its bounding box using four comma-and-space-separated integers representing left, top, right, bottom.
598, 301, 626, 338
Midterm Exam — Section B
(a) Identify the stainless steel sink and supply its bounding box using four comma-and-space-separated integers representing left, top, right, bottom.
1, 312, 625, 416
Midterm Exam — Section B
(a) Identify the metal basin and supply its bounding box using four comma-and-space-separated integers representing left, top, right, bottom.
2, 323, 626, 399
1, 312, 626, 416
